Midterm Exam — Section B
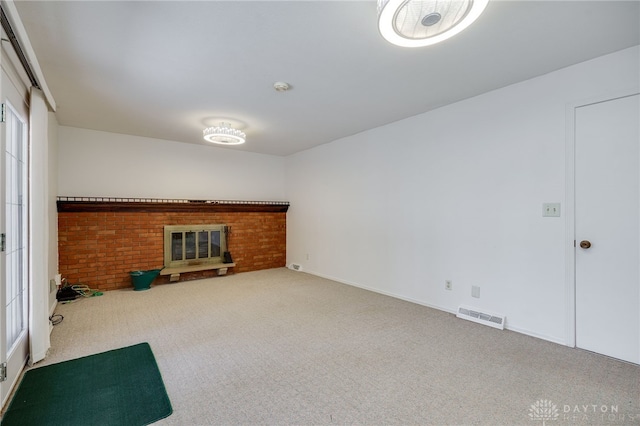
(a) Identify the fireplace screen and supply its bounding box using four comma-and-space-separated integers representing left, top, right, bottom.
164, 225, 226, 268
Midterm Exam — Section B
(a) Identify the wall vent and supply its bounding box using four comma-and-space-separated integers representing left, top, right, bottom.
289, 263, 302, 271
456, 305, 505, 330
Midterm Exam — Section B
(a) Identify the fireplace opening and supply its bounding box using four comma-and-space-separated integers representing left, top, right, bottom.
164, 224, 228, 268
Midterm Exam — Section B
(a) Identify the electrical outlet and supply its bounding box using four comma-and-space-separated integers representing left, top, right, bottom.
542, 203, 561, 217
445, 280, 452, 290
472, 286, 480, 298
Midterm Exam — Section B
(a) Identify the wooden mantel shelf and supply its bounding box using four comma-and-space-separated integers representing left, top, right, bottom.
57, 197, 289, 213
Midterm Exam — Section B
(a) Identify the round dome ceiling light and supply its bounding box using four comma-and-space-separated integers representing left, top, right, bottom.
377, 0, 489, 48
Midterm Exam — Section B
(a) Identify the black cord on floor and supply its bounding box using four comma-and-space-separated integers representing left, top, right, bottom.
49, 314, 63, 325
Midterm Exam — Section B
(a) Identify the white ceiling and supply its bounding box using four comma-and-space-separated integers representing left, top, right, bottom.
13, 1, 640, 156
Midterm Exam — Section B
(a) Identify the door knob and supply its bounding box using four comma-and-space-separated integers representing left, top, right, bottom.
579, 240, 591, 249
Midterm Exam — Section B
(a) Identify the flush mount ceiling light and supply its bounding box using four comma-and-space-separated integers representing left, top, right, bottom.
377, 0, 489, 47
203, 123, 246, 145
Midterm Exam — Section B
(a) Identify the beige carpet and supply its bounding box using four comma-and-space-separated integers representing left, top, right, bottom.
37, 268, 639, 425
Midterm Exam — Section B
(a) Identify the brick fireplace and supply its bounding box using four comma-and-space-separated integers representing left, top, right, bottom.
57, 197, 288, 291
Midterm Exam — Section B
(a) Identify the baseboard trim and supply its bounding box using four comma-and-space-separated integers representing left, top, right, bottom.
505, 324, 566, 346
303, 269, 567, 347
305, 269, 457, 315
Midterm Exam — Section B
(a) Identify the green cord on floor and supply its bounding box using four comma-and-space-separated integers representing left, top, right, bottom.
71, 284, 103, 297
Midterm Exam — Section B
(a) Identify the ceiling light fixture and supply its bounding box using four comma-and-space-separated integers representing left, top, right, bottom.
377, 0, 489, 47
203, 123, 246, 145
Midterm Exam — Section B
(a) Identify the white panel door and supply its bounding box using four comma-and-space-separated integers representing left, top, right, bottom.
575, 93, 639, 364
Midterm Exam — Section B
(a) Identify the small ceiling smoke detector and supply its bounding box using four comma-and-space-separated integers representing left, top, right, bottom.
273, 81, 291, 92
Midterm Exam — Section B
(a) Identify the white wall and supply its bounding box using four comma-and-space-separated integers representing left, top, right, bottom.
285, 46, 640, 345
58, 127, 286, 201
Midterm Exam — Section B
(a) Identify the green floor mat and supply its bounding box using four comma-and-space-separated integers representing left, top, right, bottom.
1, 343, 172, 426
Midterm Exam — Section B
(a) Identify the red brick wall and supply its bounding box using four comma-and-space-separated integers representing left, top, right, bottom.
58, 211, 286, 291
